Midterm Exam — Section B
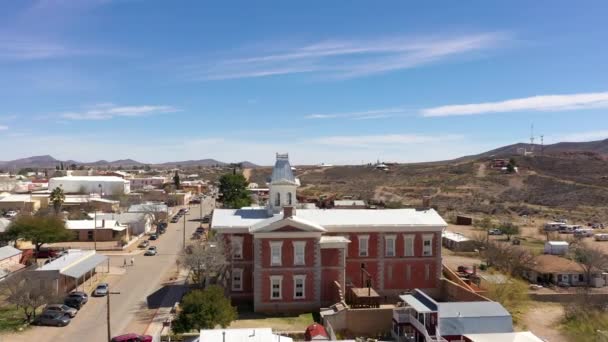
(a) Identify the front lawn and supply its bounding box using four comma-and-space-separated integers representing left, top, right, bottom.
0, 305, 29, 332
229, 312, 315, 332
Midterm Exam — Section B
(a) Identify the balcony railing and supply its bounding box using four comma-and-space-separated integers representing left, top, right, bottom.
393, 308, 448, 342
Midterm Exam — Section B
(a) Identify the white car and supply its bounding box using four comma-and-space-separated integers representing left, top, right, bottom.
4, 211, 17, 218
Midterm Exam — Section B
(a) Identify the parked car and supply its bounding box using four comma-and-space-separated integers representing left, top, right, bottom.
170, 217, 179, 223
195, 227, 205, 234
35, 249, 60, 259
149, 234, 158, 241
93, 283, 109, 297
574, 228, 594, 238
157, 222, 167, 229
111, 333, 153, 342
64, 291, 88, 309
4, 210, 18, 218
44, 304, 78, 318
457, 266, 474, 277
191, 232, 201, 240
144, 246, 157, 256
158, 227, 166, 234
138, 240, 150, 248
488, 229, 502, 235
202, 215, 211, 223
33, 311, 71, 327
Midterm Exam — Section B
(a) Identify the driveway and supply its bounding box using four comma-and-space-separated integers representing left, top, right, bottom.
3, 198, 215, 342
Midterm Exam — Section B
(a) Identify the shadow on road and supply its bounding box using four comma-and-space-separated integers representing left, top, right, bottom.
146, 284, 188, 309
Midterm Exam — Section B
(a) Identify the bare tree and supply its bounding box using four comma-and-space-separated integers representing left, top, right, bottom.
0, 272, 59, 322
474, 238, 535, 277
178, 234, 230, 287
573, 245, 608, 288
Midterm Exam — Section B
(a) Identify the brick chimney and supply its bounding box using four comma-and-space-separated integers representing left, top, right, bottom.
283, 206, 295, 218
422, 196, 431, 208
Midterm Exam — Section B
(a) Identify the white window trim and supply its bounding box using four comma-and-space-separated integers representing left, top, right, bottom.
232, 268, 243, 291
293, 275, 306, 299
270, 275, 283, 300
358, 235, 369, 257
293, 241, 306, 266
231, 236, 244, 260
270, 241, 283, 266
423, 234, 434, 257
404, 234, 415, 257
385, 234, 396, 257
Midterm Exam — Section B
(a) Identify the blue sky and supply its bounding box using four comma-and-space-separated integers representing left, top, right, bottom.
1, 0, 607, 165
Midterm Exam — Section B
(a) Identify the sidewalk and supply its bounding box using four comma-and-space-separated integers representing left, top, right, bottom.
145, 269, 190, 342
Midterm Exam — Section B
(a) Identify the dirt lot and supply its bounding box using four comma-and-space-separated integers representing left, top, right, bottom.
522, 302, 567, 342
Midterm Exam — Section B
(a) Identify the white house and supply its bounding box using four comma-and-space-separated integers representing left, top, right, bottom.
49, 176, 130, 195
93, 212, 153, 235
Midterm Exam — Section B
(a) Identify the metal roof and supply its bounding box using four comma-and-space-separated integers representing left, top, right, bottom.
0, 246, 22, 260
464, 332, 544, 342
270, 154, 297, 184
61, 253, 108, 279
199, 328, 293, 342
438, 301, 513, 336
442, 230, 471, 242
399, 294, 435, 313
212, 208, 447, 231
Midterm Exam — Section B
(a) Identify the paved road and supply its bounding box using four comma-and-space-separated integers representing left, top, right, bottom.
4, 198, 215, 342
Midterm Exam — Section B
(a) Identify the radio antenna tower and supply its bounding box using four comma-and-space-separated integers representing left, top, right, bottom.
540, 135, 544, 156
529, 124, 535, 152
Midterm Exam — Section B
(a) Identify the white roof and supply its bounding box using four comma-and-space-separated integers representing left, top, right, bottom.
464, 332, 544, 342
66, 220, 127, 231
546, 241, 569, 246
212, 208, 446, 231
50, 176, 128, 183
0, 194, 33, 202
0, 246, 22, 260
36, 249, 92, 271
442, 230, 471, 242
36, 249, 107, 278
199, 328, 293, 342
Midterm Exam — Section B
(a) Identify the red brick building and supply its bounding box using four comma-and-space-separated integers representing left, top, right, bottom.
212, 154, 447, 313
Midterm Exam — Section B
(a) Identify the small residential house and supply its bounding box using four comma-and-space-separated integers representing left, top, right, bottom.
199, 328, 293, 342
442, 231, 477, 252
0, 246, 24, 280
128, 203, 169, 222
94, 212, 153, 235
32, 249, 108, 294
543, 241, 569, 255
392, 289, 513, 342
523, 254, 604, 287
66, 219, 129, 242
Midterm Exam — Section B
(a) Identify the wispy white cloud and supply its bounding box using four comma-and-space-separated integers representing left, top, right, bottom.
309, 133, 464, 148
181, 32, 509, 81
0, 35, 79, 60
557, 130, 608, 142
60, 103, 180, 120
0, 125, 8, 131
422, 91, 608, 117
304, 108, 411, 120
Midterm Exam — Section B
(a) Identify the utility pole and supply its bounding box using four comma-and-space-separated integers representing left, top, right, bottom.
183, 211, 186, 249
94, 211, 97, 251
107, 291, 120, 342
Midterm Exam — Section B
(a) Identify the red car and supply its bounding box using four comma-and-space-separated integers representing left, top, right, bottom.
111, 334, 153, 342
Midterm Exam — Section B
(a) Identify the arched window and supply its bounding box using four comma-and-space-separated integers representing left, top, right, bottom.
275, 192, 281, 206
287, 192, 293, 205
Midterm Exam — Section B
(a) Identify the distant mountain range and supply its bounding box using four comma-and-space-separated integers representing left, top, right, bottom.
2, 139, 607, 170
458, 138, 608, 161
0, 155, 258, 170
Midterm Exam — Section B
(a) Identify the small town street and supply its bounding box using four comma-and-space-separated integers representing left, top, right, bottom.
2, 197, 215, 342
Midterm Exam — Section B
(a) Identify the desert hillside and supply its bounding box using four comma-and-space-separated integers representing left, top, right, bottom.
249, 151, 608, 224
